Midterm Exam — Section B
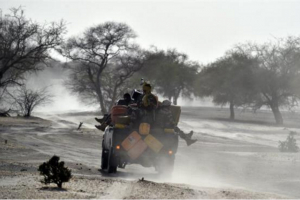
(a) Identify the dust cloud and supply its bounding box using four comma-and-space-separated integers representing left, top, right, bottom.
24, 63, 213, 114
24, 63, 94, 113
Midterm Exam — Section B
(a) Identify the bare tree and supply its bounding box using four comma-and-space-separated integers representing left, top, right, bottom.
65, 50, 145, 112
61, 22, 137, 113
101, 51, 145, 110
10, 86, 53, 117
0, 8, 66, 88
0, 8, 65, 114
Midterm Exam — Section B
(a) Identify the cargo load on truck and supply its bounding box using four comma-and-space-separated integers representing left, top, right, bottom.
99, 81, 195, 174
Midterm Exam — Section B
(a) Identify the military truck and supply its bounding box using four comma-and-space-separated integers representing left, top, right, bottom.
101, 90, 181, 174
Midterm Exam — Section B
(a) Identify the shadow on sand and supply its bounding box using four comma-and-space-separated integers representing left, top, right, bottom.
98, 169, 168, 182
208, 117, 278, 126
39, 186, 67, 192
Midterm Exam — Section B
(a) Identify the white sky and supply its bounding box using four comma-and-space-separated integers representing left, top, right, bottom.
2, 0, 300, 64
2, 0, 300, 110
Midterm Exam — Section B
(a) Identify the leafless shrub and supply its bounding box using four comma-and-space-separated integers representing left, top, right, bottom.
9, 86, 53, 117
279, 131, 299, 152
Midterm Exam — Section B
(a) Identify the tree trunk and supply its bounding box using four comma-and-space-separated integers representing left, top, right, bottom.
173, 91, 180, 105
57, 182, 62, 188
173, 97, 178, 105
97, 87, 107, 114
26, 106, 32, 117
229, 101, 235, 120
270, 104, 283, 125
108, 84, 118, 111
92, 64, 107, 114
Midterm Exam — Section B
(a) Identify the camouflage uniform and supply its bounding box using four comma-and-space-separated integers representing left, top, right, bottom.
139, 93, 158, 111
155, 105, 175, 128
131, 93, 158, 125
156, 100, 197, 146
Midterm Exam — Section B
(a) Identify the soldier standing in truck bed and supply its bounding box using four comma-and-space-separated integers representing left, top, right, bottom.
138, 83, 158, 111
130, 82, 158, 125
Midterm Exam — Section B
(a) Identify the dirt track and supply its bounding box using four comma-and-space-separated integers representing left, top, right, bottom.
1, 107, 299, 198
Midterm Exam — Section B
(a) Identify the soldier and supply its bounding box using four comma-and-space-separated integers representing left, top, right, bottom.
95, 93, 133, 130
138, 83, 158, 111
156, 100, 197, 146
130, 82, 158, 126
117, 93, 134, 106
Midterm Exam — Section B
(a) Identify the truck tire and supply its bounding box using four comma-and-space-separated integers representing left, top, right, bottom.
101, 147, 108, 170
101, 147, 117, 173
107, 147, 117, 173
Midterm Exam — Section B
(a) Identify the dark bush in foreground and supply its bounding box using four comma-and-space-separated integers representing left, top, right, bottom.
38, 155, 72, 188
279, 131, 299, 152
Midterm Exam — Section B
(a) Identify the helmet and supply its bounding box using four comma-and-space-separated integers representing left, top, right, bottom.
142, 82, 152, 94
162, 100, 171, 106
123, 93, 131, 101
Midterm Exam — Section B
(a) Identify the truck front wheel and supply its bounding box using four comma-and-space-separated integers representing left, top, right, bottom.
107, 147, 117, 173
101, 148, 108, 170
101, 147, 117, 173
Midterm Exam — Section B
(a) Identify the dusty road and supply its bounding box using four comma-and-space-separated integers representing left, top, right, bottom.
1, 107, 299, 198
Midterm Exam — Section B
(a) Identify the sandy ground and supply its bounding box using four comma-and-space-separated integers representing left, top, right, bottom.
1, 107, 299, 199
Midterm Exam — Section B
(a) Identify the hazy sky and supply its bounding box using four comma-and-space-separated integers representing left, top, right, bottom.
2, 0, 300, 110
2, 0, 300, 64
